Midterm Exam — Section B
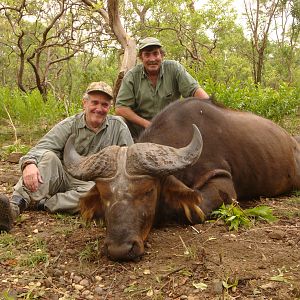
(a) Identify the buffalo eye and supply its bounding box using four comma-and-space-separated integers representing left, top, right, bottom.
144, 188, 154, 197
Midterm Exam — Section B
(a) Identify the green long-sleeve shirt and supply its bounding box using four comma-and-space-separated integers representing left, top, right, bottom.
115, 60, 200, 120
20, 112, 134, 169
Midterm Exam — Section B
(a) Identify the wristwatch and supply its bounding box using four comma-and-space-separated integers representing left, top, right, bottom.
21, 159, 37, 172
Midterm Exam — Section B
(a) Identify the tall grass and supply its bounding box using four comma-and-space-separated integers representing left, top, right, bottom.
205, 79, 299, 122
0, 88, 82, 127
0, 88, 82, 145
0, 81, 299, 146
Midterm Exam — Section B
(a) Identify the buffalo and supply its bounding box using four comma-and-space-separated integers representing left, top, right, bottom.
64, 98, 300, 261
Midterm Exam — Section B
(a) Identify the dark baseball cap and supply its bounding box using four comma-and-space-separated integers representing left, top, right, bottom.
139, 37, 162, 51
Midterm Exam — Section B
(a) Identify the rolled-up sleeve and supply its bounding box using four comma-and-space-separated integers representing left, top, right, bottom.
19, 117, 74, 168
174, 62, 200, 97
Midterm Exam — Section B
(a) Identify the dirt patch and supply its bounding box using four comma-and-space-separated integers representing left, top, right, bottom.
0, 160, 300, 300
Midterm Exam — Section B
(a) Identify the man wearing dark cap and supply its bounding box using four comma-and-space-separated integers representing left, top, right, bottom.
0, 82, 133, 232
115, 37, 209, 140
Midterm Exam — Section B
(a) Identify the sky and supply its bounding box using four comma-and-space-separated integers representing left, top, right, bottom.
195, 0, 286, 40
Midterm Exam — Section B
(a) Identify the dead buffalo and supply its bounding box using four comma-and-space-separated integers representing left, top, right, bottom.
64, 98, 300, 261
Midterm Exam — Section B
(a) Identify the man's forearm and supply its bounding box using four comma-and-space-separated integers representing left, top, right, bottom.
115, 106, 151, 128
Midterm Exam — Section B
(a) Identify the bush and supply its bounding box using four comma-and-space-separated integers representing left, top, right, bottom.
204, 79, 299, 122
0, 88, 74, 126
0, 87, 83, 146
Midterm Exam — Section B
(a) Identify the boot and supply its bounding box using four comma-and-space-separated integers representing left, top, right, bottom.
0, 194, 14, 232
0, 194, 28, 232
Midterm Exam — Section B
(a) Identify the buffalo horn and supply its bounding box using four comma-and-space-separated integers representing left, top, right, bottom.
127, 124, 203, 176
63, 134, 119, 180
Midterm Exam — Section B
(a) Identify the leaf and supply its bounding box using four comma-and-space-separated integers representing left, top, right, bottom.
270, 274, 289, 283
227, 216, 236, 221
245, 205, 278, 222
222, 278, 239, 290
123, 282, 138, 293
192, 282, 208, 290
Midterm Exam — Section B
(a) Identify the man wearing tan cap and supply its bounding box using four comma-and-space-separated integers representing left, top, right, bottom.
115, 37, 209, 140
0, 82, 133, 232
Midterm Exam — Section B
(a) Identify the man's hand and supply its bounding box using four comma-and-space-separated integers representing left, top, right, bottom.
22, 164, 43, 192
194, 87, 209, 99
143, 119, 151, 128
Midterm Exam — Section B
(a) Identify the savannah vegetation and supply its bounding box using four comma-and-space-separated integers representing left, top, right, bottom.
0, 1, 300, 299
0, 0, 299, 151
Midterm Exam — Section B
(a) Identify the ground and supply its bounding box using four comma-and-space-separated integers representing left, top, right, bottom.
0, 116, 300, 300
0, 159, 300, 300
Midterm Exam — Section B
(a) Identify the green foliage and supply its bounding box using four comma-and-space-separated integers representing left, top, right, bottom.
0, 87, 67, 126
204, 79, 299, 122
1, 140, 31, 156
0, 87, 82, 146
291, 190, 300, 197
212, 203, 278, 231
212, 203, 251, 230
0, 232, 17, 247
0, 233, 17, 261
222, 276, 239, 292
79, 240, 100, 263
245, 205, 278, 223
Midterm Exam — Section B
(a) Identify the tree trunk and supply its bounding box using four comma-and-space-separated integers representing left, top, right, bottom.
107, 0, 136, 105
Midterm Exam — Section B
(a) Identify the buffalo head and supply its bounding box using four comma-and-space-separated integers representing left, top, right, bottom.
63, 125, 203, 261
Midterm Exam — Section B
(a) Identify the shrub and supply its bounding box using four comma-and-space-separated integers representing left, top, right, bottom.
204, 79, 299, 122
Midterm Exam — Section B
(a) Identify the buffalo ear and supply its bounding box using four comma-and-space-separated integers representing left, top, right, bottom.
80, 185, 104, 221
161, 175, 205, 223
161, 175, 198, 209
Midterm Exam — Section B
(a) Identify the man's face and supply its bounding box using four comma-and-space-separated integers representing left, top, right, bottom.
83, 92, 111, 130
140, 47, 163, 75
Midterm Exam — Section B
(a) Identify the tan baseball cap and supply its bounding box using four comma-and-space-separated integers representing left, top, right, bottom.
86, 81, 113, 99
139, 37, 162, 51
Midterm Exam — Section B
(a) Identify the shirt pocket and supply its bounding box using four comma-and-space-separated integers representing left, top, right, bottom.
164, 91, 174, 104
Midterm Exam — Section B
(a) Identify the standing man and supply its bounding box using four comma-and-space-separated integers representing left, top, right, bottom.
0, 81, 133, 232
115, 37, 209, 139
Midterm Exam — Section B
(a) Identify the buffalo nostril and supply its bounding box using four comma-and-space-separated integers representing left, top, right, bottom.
128, 240, 144, 259
104, 238, 144, 261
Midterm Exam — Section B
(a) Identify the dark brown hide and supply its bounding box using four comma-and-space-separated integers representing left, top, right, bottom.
64, 126, 203, 261
139, 98, 300, 219
65, 98, 300, 261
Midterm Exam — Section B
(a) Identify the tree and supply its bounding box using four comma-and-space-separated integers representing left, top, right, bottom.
81, 0, 136, 103
244, 0, 281, 85
0, 0, 113, 100
272, 0, 300, 84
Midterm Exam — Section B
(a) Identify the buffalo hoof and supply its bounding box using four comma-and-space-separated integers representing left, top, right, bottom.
0, 194, 14, 232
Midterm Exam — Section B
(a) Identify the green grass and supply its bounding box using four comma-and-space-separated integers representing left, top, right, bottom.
0, 233, 17, 261
1, 82, 299, 147
19, 238, 49, 267
0, 232, 17, 247
79, 240, 100, 263
0, 290, 16, 300
0, 234, 49, 268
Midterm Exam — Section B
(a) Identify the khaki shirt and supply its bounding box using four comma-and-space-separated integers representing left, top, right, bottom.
115, 60, 200, 119
20, 113, 134, 168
